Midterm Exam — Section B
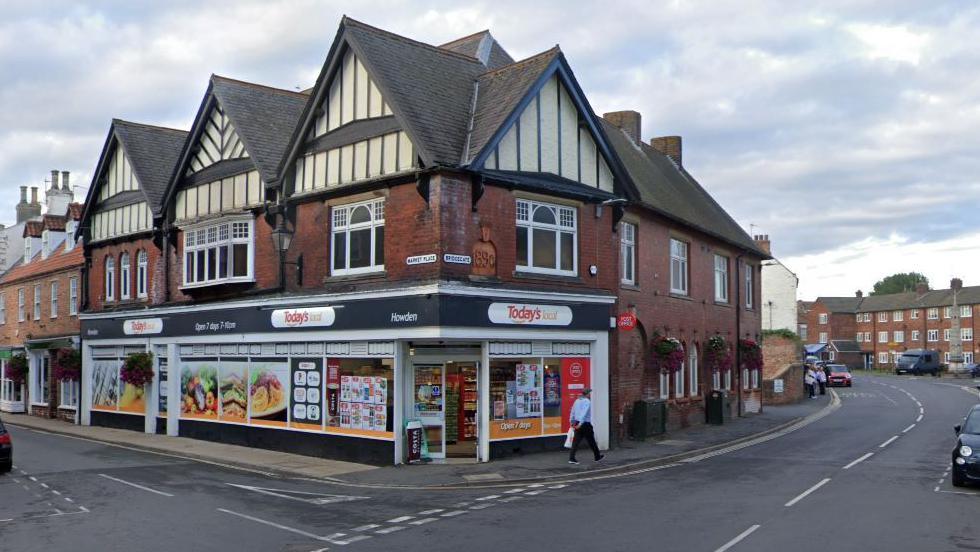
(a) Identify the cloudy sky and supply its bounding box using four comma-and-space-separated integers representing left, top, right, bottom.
2, 1, 977, 298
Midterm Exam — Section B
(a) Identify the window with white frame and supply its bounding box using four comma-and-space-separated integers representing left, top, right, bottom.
928, 307, 938, 320
674, 356, 685, 398
50, 281, 58, 318
893, 310, 903, 322
856, 333, 863, 342
910, 309, 919, 320
0, 293, 4, 324
31, 354, 49, 405
944, 306, 953, 318
856, 314, 862, 323
963, 327, 973, 341
911, 330, 920, 341
620, 222, 636, 285
944, 329, 950, 341
742, 368, 750, 390
105, 256, 115, 302
183, 218, 254, 286
892, 351, 901, 364
65, 220, 76, 251
894, 330, 904, 342
331, 199, 386, 276
714, 255, 729, 303
966, 352, 974, 363
41, 230, 49, 259
863, 331, 870, 342
659, 370, 669, 399
745, 263, 754, 308
724, 369, 732, 390
829, 350, 836, 361
515, 199, 576, 275
689, 345, 699, 397
17, 288, 25, 322
863, 313, 871, 322
751, 368, 760, 389
819, 332, 828, 343
24, 237, 32, 263
120, 252, 131, 300
33, 284, 40, 320
878, 312, 887, 322
799, 325, 808, 340
69, 277, 78, 316
59, 379, 78, 409
878, 352, 888, 364
818, 313, 828, 324
878, 331, 888, 343
712, 369, 721, 390
136, 250, 148, 299
669, 239, 688, 295
927, 329, 939, 342
962, 305, 973, 318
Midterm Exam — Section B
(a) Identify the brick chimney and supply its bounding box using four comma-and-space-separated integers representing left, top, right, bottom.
915, 282, 928, 296
61, 170, 70, 192
18, 186, 26, 204
753, 234, 771, 255
602, 110, 641, 144
651, 136, 682, 166
30, 186, 38, 204
49, 169, 59, 191
856, 290, 863, 298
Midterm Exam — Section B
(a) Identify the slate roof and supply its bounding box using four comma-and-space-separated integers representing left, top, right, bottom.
831, 340, 862, 353
112, 120, 189, 215
439, 30, 515, 70
210, 75, 309, 185
342, 17, 486, 166
466, 48, 560, 163
850, 285, 980, 311
0, 243, 83, 285
815, 296, 864, 313
601, 119, 764, 254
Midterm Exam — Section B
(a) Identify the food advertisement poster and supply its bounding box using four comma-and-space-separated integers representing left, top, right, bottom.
560, 357, 591, 432
290, 358, 323, 431
249, 361, 289, 427
515, 363, 542, 419
219, 362, 248, 423
118, 379, 147, 414
91, 360, 120, 411
181, 363, 219, 420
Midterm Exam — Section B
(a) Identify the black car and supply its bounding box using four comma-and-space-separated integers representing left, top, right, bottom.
0, 417, 11, 473
952, 405, 980, 487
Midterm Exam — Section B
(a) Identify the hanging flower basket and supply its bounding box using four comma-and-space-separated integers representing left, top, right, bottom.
6, 353, 28, 385
120, 352, 154, 388
705, 335, 733, 373
739, 338, 764, 372
52, 348, 81, 382
652, 334, 685, 373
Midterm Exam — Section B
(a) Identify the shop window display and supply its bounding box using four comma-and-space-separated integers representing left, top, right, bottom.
489, 357, 589, 440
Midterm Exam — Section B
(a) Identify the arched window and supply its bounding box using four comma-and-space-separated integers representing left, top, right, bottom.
105, 256, 115, 302
136, 250, 148, 299
120, 252, 131, 300
674, 342, 685, 399
689, 344, 699, 397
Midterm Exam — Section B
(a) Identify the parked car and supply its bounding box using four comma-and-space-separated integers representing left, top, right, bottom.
896, 349, 941, 375
826, 364, 852, 387
967, 363, 980, 378
0, 416, 11, 473
953, 405, 980, 487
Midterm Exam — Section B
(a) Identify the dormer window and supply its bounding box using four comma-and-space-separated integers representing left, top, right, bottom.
65, 221, 76, 251
41, 230, 49, 259
23, 239, 31, 264
182, 217, 254, 288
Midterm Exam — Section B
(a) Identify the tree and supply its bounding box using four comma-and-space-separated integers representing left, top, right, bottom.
871, 272, 930, 296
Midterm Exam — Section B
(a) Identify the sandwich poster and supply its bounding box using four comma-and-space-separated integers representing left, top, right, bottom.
218, 362, 248, 423
290, 358, 323, 431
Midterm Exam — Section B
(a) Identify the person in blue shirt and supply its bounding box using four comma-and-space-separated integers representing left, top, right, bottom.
568, 388, 603, 464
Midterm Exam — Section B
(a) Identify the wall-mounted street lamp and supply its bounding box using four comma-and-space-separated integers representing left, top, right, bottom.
270, 218, 303, 287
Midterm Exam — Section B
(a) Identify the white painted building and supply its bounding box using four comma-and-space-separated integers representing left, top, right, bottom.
756, 235, 799, 333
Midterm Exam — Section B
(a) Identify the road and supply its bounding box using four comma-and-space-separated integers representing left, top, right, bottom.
1, 375, 978, 551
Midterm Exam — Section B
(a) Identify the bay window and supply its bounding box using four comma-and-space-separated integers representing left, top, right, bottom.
516, 199, 577, 275
331, 198, 385, 275
183, 218, 254, 287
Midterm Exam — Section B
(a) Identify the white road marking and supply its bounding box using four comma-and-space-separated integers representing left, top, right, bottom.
323, 533, 346, 540
503, 488, 526, 494
227, 483, 367, 505
935, 486, 940, 492
28, 476, 36, 482
920, 407, 924, 415
469, 503, 494, 510
843, 453, 874, 470
408, 517, 438, 526
441, 510, 468, 517
452, 501, 472, 507
938, 478, 945, 485
499, 496, 524, 503
714, 524, 761, 552
386, 516, 414, 523
902, 424, 916, 433
352, 524, 380, 532
99, 474, 173, 497
549, 484, 568, 489
524, 489, 547, 495
476, 494, 501, 501
334, 535, 371, 545
785, 478, 831, 507
417, 509, 444, 515
40, 483, 48, 489
527, 483, 545, 488
64, 498, 73, 503
217, 508, 329, 543
879, 436, 899, 448
917, 414, 923, 422
937, 489, 980, 497
11, 478, 20, 484
51, 490, 60, 495
375, 526, 406, 534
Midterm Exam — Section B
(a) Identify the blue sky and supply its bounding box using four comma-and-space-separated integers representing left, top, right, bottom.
2, 0, 977, 298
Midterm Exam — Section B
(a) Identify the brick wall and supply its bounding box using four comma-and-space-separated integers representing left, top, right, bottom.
0, 267, 82, 343
763, 335, 800, 379
87, 237, 163, 311
805, 303, 857, 345
763, 364, 805, 405
856, 305, 979, 367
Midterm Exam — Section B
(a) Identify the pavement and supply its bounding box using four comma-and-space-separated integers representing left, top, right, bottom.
3, 392, 832, 489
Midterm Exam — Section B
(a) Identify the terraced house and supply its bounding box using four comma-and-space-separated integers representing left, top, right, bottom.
77, 17, 764, 465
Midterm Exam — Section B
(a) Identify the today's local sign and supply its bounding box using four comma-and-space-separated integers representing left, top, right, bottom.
487, 303, 573, 326
123, 318, 164, 335
271, 306, 336, 329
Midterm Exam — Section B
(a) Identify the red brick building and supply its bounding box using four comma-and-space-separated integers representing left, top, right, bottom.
77, 17, 762, 464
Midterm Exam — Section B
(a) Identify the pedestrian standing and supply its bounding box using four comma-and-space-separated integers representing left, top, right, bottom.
805, 367, 816, 399
816, 367, 827, 395
568, 388, 604, 464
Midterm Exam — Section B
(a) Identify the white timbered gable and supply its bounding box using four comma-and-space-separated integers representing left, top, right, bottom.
97, 143, 140, 201
186, 103, 248, 175
484, 75, 614, 192
310, 48, 393, 138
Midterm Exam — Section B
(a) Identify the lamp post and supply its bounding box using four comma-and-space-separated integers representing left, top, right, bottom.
270, 218, 303, 288
949, 278, 965, 376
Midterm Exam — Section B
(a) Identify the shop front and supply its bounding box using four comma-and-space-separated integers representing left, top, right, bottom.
26, 337, 80, 421
0, 350, 24, 414
80, 287, 613, 464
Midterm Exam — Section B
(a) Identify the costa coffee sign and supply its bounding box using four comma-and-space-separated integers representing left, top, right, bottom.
123, 318, 163, 335
487, 303, 573, 326
270, 307, 336, 329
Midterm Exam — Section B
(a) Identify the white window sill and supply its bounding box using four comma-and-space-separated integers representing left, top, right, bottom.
57, 405, 78, 410
516, 267, 577, 278
331, 266, 385, 277
180, 277, 255, 290
30, 402, 49, 407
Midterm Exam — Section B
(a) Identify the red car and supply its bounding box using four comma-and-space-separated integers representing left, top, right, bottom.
826, 364, 852, 387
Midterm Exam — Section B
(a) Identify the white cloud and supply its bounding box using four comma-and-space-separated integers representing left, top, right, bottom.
846, 22, 930, 65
